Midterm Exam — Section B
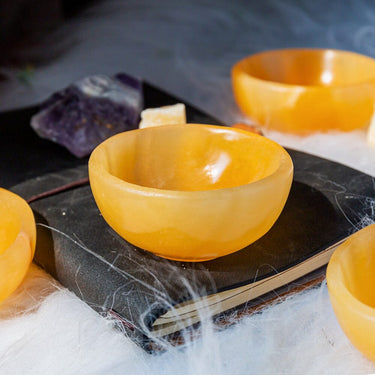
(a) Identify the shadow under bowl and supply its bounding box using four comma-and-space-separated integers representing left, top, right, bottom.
232, 48, 375, 134
88, 124, 293, 261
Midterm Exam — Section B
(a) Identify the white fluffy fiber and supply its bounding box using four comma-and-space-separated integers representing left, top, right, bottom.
2, 0, 375, 373
0, 264, 374, 374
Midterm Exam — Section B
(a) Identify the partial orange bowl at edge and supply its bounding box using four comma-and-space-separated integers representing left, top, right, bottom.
0, 188, 36, 304
327, 223, 375, 363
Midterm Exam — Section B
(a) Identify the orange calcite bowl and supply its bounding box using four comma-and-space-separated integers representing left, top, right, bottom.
232, 49, 375, 134
88, 124, 293, 261
0, 188, 36, 303
327, 224, 375, 362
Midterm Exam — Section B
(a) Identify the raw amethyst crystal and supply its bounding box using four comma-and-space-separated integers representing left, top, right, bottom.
31, 73, 143, 157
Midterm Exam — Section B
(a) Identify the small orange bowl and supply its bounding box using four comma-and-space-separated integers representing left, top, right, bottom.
327, 224, 375, 362
0, 188, 36, 303
88, 124, 293, 261
232, 48, 375, 134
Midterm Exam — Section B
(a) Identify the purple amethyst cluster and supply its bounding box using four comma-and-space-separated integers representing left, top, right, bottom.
31, 73, 143, 157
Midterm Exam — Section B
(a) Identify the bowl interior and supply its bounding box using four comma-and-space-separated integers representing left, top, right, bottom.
100, 125, 284, 191
339, 239, 375, 308
240, 49, 375, 87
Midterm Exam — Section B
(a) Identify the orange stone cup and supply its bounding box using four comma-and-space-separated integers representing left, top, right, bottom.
89, 124, 293, 262
232, 49, 375, 134
0, 188, 36, 303
327, 224, 375, 363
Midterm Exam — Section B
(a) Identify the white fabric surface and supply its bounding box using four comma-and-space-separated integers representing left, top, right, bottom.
1, 1, 375, 373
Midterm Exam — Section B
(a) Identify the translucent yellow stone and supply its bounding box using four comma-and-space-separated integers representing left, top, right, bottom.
139, 103, 186, 129
89, 124, 293, 261
232, 49, 375, 134
327, 224, 375, 362
0, 188, 36, 303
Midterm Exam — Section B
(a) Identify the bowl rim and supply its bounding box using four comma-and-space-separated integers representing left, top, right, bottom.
88, 124, 293, 198
232, 47, 375, 90
327, 223, 375, 318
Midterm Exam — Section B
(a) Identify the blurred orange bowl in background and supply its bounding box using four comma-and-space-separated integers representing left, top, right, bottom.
232, 48, 375, 134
